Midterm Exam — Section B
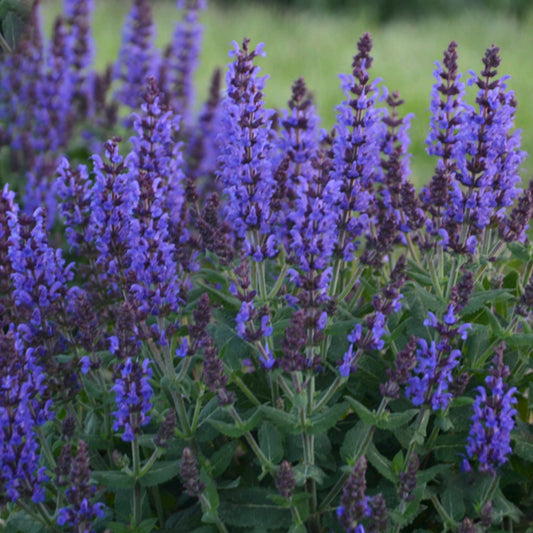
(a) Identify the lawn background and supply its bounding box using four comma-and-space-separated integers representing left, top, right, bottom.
41, 0, 533, 187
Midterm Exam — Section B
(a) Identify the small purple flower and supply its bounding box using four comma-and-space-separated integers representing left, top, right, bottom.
80, 356, 91, 375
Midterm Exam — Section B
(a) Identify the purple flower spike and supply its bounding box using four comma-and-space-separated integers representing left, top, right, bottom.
217, 38, 278, 258
112, 357, 153, 441
465, 343, 517, 474
114, 0, 158, 110
56, 441, 105, 532
159, 0, 206, 129
330, 33, 387, 262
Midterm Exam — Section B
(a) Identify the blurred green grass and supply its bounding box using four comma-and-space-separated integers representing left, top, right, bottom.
41, 0, 533, 187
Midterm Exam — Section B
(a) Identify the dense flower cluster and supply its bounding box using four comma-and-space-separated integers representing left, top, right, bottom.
1, 1, 532, 531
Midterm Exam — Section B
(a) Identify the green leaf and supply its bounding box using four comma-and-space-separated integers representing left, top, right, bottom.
2, 11, 23, 49
293, 463, 326, 485
209, 441, 238, 478
5, 512, 46, 533
512, 432, 533, 462
195, 278, 241, 310
416, 464, 450, 484
392, 450, 404, 474
289, 525, 308, 533
461, 289, 512, 316
441, 486, 465, 521
484, 307, 505, 336
165, 504, 203, 530
258, 421, 283, 463
340, 422, 370, 463
344, 396, 378, 425
208, 408, 262, 438
139, 460, 181, 487
218, 488, 291, 529
261, 405, 300, 434
504, 333, 533, 347
103, 522, 133, 533
508, 241, 531, 262
92, 470, 135, 489
200, 470, 220, 524
406, 260, 433, 285
135, 519, 159, 533
307, 401, 349, 434
366, 442, 396, 482
493, 488, 523, 522
376, 408, 419, 430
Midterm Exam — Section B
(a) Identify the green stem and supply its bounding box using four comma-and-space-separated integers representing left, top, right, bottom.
0, 32, 11, 54
171, 389, 193, 439
314, 376, 347, 411
268, 261, 289, 299
289, 503, 304, 526
301, 375, 320, 531
229, 406, 272, 473
150, 485, 165, 528
175, 353, 192, 384
131, 438, 143, 527
521, 259, 533, 288
428, 257, 444, 301
318, 398, 389, 513
406, 233, 422, 268
34, 425, 56, 469
17, 499, 56, 531
190, 392, 205, 433
226, 363, 262, 407
337, 265, 362, 302
138, 448, 160, 478
402, 407, 430, 470
277, 374, 296, 405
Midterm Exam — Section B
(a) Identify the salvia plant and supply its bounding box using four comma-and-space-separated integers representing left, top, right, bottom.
2, 1, 533, 532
